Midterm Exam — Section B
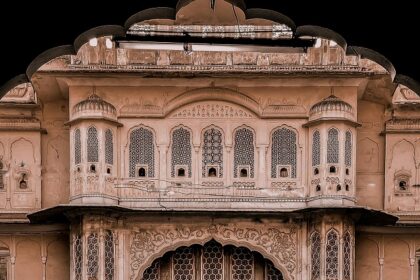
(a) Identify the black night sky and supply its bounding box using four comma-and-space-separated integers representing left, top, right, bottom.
0, 1, 418, 86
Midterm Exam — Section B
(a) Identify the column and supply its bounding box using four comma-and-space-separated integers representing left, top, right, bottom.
158, 145, 168, 190
99, 229, 105, 280
10, 256, 15, 280
226, 146, 232, 186
257, 145, 268, 188
193, 145, 200, 186
41, 256, 47, 280
378, 258, 384, 280
410, 258, 415, 280
117, 228, 125, 280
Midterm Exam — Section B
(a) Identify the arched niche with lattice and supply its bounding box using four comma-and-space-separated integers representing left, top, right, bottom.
129, 127, 156, 178
171, 127, 192, 178
87, 126, 99, 163
202, 127, 224, 178
327, 128, 339, 164
310, 231, 321, 280
325, 229, 339, 280
141, 240, 284, 280
271, 127, 297, 179
233, 127, 255, 179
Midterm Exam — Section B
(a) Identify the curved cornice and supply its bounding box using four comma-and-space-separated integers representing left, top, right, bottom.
124, 7, 176, 29
347, 46, 396, 80
0, 74, 29, 100
1, 1, 419, 100
176, 0, 246, 13
245, 8, 296, 31
394, 74, 420, 96
26, 45, 76, 78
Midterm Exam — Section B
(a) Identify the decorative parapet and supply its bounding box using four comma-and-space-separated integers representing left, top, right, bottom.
385, 119, 420, 132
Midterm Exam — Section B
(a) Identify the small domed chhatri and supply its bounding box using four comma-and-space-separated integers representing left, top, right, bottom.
72, 90, 117, 121
309, 94, 354, 121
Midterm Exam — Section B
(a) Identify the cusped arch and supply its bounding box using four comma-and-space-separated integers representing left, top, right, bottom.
165, 87, 260, 117
132, 234, 294, 280
10, 137, 36, 164
126, 125, 157, 178
389, 139, 416, 169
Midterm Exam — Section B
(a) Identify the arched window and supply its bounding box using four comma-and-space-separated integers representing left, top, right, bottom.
326, 230, 339, 280
343, 231, 352, 280
74, 129, 81, 165
73, 235, 82, 280
327, 128, 339, 164
345, 131, 352, 167
105, 129, 114, 165
87, 233, 99, 279
129, 127, 155, 178
171, 128, 192, 178
202, 128, 223, 178
271, 128, 297, 178
104, 231, 114, 280
312, 131, 321, 167
87, 127, 99, 163
234, 128, 255, 178
310, 231, 321, 280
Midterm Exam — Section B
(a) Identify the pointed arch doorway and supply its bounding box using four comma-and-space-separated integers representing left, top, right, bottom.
141, 240, 284, 280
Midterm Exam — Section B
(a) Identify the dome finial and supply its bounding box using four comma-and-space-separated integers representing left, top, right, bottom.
87, 86, 101, 100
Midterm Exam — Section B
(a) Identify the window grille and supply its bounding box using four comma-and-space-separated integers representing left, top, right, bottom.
345, 131, 352, 167
202, 128, 223, 177
271, 128, 297, 178
343, 232, 352, 280
325, 230, 339, 280
327, 129, 339, 164
75, 129, 82, 165
171, 128, 192, 178
310, 231, 321, 280
234, 128, 255, 178
87, 127, 99, 163
129, 127, 155, 177
87, 233, 99, 279
105, 129, 114, 165
74, 235, 83, 280
231, 247, 254, 280
312, 131, 321, 167
173, 247, 194, 280
104, 231, 115, 280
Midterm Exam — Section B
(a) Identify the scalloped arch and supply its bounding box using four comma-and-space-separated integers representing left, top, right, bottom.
133, 235, 293, 280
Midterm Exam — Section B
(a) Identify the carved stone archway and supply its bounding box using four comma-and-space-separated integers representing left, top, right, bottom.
129, 223, 297, 280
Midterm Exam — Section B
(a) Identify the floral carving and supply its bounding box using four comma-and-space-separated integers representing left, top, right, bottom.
170, 102, 254, 119
130, 224, 297, 280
